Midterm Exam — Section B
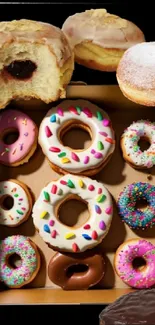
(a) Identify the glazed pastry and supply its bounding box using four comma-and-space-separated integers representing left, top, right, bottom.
117, 182, 155, 229
120, 120, 155, 169
62, 8, 145, 72
99, 289, 155, 325
0, 109, 38, 166
48, 251, 105, 290
32, 174, 113, 253
38, 99, 115, 176
0, 19, 74, 109
117, 42, 155, 106
0, 235, 40, 288
114, 239, 155, 289
0, 179, 32, 227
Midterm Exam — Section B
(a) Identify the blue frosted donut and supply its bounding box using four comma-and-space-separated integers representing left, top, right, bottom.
117, 182, 155, 229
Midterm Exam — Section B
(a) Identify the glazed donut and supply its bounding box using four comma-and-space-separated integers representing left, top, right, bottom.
48, 251, 105, 290
0, 109, 38, 166
38, 99, 115, 176
114, 239, 155, 289
117, 42, 155, 106
0, 19, 74, 109
0, 235, 40, 288
62, 9, 145, 72
120, 120, 155, 169
117, 182, 155, 230
0, 179, 32, 227
32, 174, 113, 253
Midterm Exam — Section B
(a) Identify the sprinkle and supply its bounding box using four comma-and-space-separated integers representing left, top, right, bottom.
83, 224, 90, 230
92, 231, 98, 240
14, 194, 19, 198
24, 132, 28, 136
61, 157, 71, 164
67, 179, 75, 188
57, 107, 64, 116
65, 233, 75, 239
16, 210, 24, 215
84, 156, 89, 164
71, 152, 79, 162
44, 224, 50, 233
94, 152, 103, 159
105, 206, 112, 214
99, 131, 108, 137
51, 230, 57, 238
58, 152, 66, 158
79, 179, 84, 188
96, 194, 106, 203
103, 119, 110, 127
57, 188, 63, 195
1, 151, 5, 156
50, 114, 56, 123
49, 147, 61, 153
43, 191, 50, 202
105, 137, 115, 144
22, 118, 27, 125
95, 205, 102, 214
91, 149, 96, 154
76, 106, 81, 114
49, 220, 55, 226
14, 117, 17, 120
51, 185, 57, 194
72, 243, 79, 252
99, 220, 106, 230
97, 141, 104, 150
98, 188, 102, 194
21, 207, 26, 211
45, 126, 52, 138
88, 184, 95, 191
11, 188, 17, 192
18, 198, 23, 201
83, 107, 92, 118
60, 180, 67, 185
96, 111, 103, 121
69, 106, 79, 115
12, 148, 17, 155
5, 148, 10, 152
40, 211, 48, 219
19, 143, 23, 151
82, 234, 92, 240
8, 214, 13, 220
4, 186, 7, 188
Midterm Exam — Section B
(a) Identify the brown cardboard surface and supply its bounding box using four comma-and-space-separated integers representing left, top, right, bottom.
0, 85, 155, 303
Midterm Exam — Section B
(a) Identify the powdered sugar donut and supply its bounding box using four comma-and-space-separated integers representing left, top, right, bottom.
117, 42, 155, 106
38, 99, 115, 176
32, 174, 113, 253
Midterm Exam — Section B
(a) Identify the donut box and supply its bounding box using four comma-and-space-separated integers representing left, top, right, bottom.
0, 84, 155, 304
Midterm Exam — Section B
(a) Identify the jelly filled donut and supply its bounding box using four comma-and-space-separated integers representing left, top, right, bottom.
121, 120, 155, 169
0, 235, 41, 288
38, 99, 115, 176
0, 179, 32, 227
0, 19, 74, 109
114, 239, 155, 289
32, 174, 113, 253
48, 251, 105, 290
117, 42, 155, 106
0, 109, 38, 166
117, 182, 155, 230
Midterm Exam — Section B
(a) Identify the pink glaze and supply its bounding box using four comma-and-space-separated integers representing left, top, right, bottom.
116, 239, 155, 289
0, 109, 36, 165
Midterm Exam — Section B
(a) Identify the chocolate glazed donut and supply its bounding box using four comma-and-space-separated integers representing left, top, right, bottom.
48, 251, 105, 290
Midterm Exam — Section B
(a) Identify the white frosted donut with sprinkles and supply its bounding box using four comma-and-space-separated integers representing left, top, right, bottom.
0, 179, 32, 227
32, 174, 113, 253
38, 99, 115, 176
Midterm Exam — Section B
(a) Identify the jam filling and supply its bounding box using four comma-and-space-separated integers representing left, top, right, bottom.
4, 60, 37, 80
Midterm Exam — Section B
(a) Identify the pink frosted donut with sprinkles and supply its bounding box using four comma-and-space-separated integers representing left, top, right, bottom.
38, 99, 115, 176
32, 174, 113, 253
114, 239, 155, 289
0, 179, 32, 227
0, 235, 41, 288
0, 109, 38, 166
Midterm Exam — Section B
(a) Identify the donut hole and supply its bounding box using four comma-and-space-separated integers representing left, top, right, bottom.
132, 257, 146, 271
0, 195, 14, 210
2, 128, 19, 145
7, 253, 22, 269
135, 198, 148, 211
60, 121, 92, 150
58, 195, 89, 227
138, 137, 150, 152
4, 60, 37, 80
66, 264, 89, 278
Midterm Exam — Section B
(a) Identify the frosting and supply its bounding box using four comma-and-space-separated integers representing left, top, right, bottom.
38, 99, 115, 174
0, 180, 31, 226
121, 120, 155, 168
115, 239, 155, 288
62, 9, 145, 50
117, 182, 155, 229
0, 109, 37, 165
0, 235, 39, 287
32, 174, 113, 252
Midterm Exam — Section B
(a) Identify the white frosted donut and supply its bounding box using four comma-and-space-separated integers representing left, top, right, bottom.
0, 180, 32, 227
38, 99, 115, 175
121, 120, 155, 169
32, 174, 113, 253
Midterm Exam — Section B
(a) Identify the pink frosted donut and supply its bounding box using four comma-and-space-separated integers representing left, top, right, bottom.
114, 239, 155, 289
0, 109, 38, 166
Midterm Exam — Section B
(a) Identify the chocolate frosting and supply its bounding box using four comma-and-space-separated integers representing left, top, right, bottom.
99, 289, 155, 324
